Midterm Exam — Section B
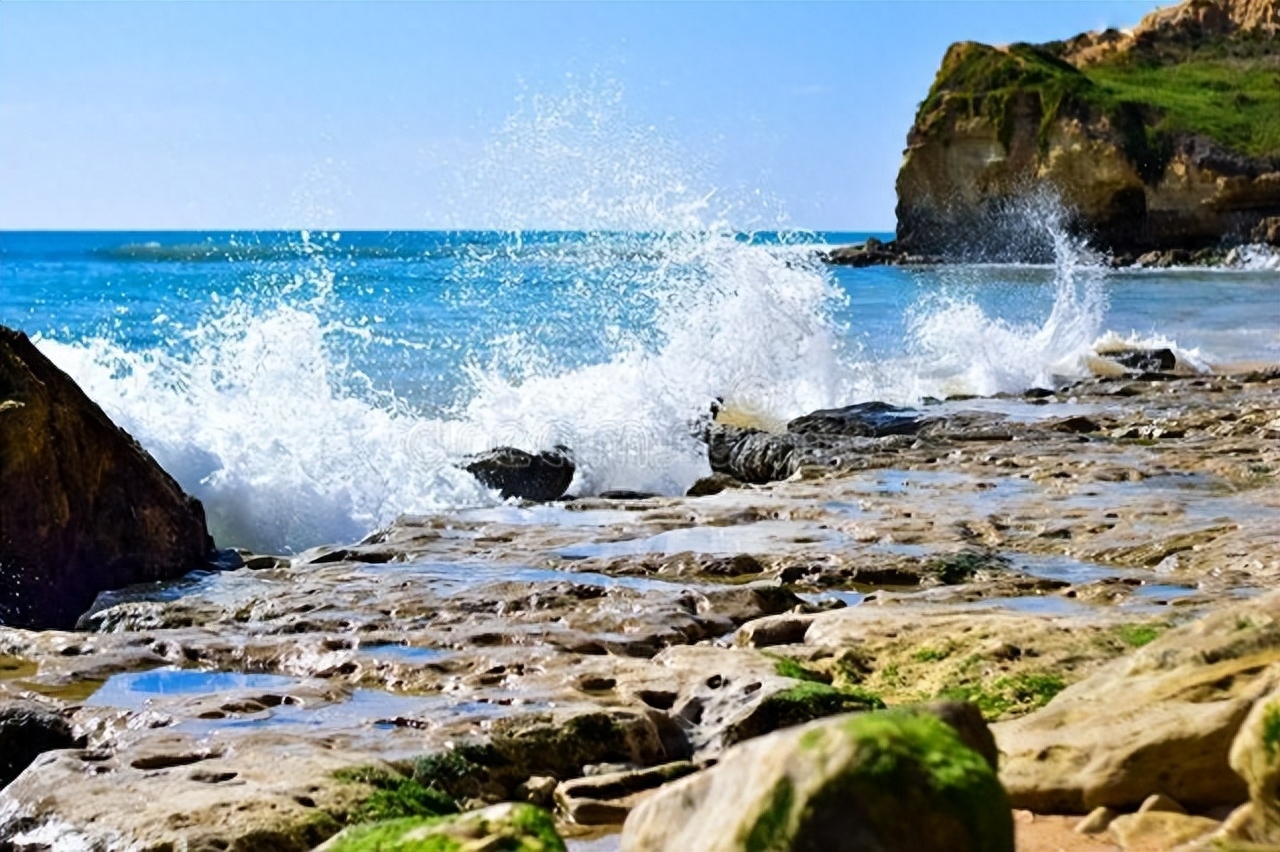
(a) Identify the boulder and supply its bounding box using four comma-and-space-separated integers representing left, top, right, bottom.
316, 803, 565, 852
463, 446, 574, 502
621, 705, 1013, 852
995, 591, 1280, 813
0, 327, 213, 629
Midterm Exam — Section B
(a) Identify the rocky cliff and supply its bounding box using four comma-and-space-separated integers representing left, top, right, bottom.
895, 0, 1280, 259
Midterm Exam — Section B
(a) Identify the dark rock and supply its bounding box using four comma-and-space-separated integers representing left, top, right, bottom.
704, 426, 805, 484
463, 445, 575, 502
1108, 348, 1178, 373
684, 473, 741, 497
598, 490, 660, 500
0, 701, 81, 787
787, 401, 924, 438
822, 240, 903, 267
0, 327, 213, 630
1052, 415, 1102, 434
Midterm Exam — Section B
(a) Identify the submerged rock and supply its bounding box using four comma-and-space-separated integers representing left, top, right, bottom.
0, 327, 213, 629
464, 446, 575, 502
621, 705, 1013, 852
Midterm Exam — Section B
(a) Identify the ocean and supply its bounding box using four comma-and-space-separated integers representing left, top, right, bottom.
2, 227, 1277, 555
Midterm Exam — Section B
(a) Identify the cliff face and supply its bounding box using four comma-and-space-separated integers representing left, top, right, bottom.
895, 0, 1280, 258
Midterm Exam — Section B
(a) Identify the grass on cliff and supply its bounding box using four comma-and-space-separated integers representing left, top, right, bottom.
919, 39, 1280, 178
1086, 55, 1280, 160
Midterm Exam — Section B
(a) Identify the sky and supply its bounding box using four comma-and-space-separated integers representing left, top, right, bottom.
0, 1, 1164, 231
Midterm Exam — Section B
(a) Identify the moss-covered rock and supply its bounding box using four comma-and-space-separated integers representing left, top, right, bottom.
621, 706, 1013, 852
317, 803, 566, 852
723, 681, 885, 747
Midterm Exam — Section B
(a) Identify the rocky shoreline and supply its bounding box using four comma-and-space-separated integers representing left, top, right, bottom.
2, 326, 1279, 850
822, 216, 1280, 269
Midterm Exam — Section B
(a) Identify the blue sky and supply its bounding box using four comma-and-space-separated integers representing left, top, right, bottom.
0, 1, 1162, 231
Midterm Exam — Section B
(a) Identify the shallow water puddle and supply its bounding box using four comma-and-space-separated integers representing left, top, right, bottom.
454, 505, 637, 527
387, 560, 708, 595
0, 655, 38, 680
556, 520, 847, 559
357, 643, 450, 664
87, 668, 300, 708
85, 666, 537, 735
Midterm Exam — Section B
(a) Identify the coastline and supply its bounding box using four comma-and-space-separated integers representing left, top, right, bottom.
3, 359, 1278, 850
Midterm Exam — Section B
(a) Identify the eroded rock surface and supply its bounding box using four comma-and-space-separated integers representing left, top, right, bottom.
0, 369, 1276, 850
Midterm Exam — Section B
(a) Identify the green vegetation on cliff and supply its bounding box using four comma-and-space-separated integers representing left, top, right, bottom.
917, 39, 1280, 181
1086, 55, 1280, 159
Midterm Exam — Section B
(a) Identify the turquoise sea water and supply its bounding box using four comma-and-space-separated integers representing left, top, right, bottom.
2, 228, 1277, 553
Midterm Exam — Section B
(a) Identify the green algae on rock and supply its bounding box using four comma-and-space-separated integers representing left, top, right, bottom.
621, 706, 1012, 852
317, 803, 566, 852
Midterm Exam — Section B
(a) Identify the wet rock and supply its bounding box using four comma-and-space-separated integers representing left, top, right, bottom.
704, 425, 806, 484
0, 701, 80, 787
0, 327, 213, 629
1105, 348, 1179, 373
685, 472, 742, 497
621, 706, 1013, 852
787, 401, 924, 438
317, 803, 565, 852
1051, 415, 1101, 434
464, 445, 575, 502
995, 591, 1280, 813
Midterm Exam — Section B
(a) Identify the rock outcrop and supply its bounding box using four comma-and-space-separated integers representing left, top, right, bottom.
463, 445, 575, 502
895, 0, 1280, 258
621, 704, 1012, 852
0, 327, 213, 629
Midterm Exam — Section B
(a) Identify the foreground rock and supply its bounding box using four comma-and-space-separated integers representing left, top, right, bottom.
1210, 684, 1280, 847
621, 704, 1012, 852
0, 327, 212, 629
894, 0, 1280, 259
995, 591, 1280, 813
464, 446, 575, 502
317, 803, 565, 852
